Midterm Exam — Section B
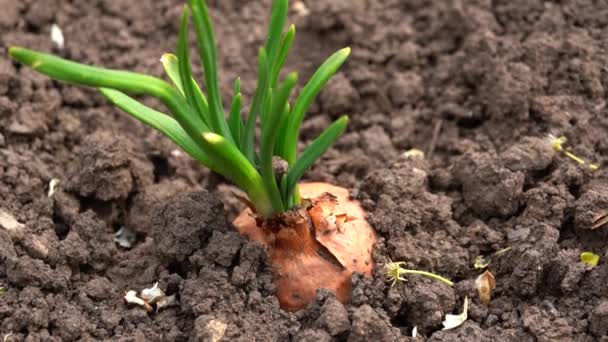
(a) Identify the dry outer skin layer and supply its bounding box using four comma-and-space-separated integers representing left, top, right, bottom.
233, 182, 376, 311
2, 0, 608, 340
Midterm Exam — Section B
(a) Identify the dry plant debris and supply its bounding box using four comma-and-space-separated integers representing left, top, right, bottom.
476, 270, 496, 305
384, 260, 454, 287
591, 212, 608, 230
474, 246, 512, 269
546, 134, 598, 171
124, 283, 177, 312
442, 297, 468, 330
114, 227, 136, 248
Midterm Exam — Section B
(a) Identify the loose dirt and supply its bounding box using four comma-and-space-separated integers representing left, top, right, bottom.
2, 0, 608, 341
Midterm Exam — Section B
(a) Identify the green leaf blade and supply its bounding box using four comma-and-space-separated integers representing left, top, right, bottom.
284, 47, 350, 165
98, 88, 211, 167
201, 132, 273, 216
160, 53, 185, 95
10, 46, 166, 97
271, 24, 295, 88
285, 115, 349, 200
188, 0, 234, 144
265, 0, 289, 64
234, 77, 241, 94
160, 52, 210, 120
243, 47, 269, 164
260, 72, 298, 213
228, 92, 243, 149
178, 6, 212, 128
8, 46, 210, 147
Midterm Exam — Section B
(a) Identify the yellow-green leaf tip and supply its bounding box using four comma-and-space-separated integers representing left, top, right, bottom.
202, 132, 223, 144
287, 71, 298, 82
7, 47, 42, 69
8, 46, 21, 59
160, 53, 177, 65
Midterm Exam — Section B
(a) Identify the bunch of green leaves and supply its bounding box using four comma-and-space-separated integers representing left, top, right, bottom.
9, 0, 349, 217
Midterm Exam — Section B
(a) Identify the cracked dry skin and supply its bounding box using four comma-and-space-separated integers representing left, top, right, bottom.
233, 182, 376, 311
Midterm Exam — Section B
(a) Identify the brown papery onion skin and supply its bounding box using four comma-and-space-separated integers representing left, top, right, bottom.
233, 182, 377, 311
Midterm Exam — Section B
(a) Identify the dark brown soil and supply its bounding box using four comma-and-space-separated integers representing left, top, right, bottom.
2, 0, 608, 340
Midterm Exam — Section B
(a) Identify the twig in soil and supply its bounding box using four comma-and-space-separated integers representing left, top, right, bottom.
426, 119, 443, 159
592, 212, 608, 230
546, 134, 598, 171
3, 332, 13, 342
385, 261, 454, 287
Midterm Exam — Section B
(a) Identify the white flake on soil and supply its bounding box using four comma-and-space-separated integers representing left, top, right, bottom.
141, 282, 165, 304
0, 209, 25, 233
124, 290, 151, 311
292, 1, 310, 17
207, 319, 227, 342
442, 297, 468, 330
114, 227, 136, 248
48, 178, 60, 197
51, 24, 64, 50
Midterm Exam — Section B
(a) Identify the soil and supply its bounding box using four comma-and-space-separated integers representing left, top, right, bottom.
2, 0, 608, 341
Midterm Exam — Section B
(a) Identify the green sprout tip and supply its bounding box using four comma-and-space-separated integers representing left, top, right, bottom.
385, 261, 454, 287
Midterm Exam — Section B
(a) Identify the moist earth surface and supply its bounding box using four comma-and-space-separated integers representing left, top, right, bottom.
2, 0, 608, 341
